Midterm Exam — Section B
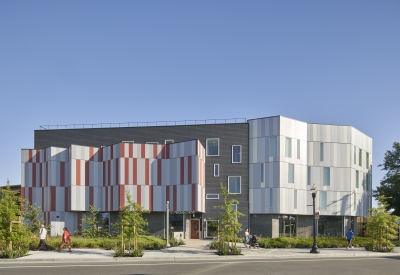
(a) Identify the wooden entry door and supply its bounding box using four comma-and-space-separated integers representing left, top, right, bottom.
190, 219, 200, 239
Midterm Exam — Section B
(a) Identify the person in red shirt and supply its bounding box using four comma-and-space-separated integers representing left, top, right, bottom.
58, 227, 72, 252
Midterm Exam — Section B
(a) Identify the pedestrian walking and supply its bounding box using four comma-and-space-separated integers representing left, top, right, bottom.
37, 224, 50, 251
58, 227, 72, 252
346, 228, 354, 249
244, 228, 250, 247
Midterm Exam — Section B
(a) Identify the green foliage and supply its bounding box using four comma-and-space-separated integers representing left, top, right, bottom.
374, 142, 400, 215
211, 183, 244, 255
21, 202, 43, 235
365, 199, 399, 251
0, 185, 31, 258
81, 204, 102, 238
169, 237, 185, 247
115, 191, 150, 257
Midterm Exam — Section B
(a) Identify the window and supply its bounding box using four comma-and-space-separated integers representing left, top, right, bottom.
214, 164, 219, 177
165, 140, 174, 144
297, 139, 300, 159
206, 194, 219, 199
359, 149, 362, 166
366, 152, 369, 169
356, 170, 359, 188
231, 204, 238, 219
323, 167, 330, 186
232, 145, 241, 163
285, 138, 292, 158
288, 164, 294, 183
354, 146, 356, 165
260, 163, 264, 183
294, 189, 297, 209
206, 138, 219, 156
228, 176, 241, 194
307, 166, 311, 185
320, 142, 324, 161
269, 189, 273, 208
269, 136, 277, 157
320, 191, 327, 210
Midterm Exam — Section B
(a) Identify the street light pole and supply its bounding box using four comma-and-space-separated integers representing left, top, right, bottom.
310, 184, 320, 254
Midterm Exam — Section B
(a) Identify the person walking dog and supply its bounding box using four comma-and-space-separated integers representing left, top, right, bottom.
346, 228, 354, 249
37, 224, 50, 251
58, 227, 72, 252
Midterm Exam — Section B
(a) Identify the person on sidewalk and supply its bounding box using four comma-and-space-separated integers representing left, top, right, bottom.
346, 228, 354, 249
244, 228, 250, 247
37, 224, 50, 251
58, 227, 72, 252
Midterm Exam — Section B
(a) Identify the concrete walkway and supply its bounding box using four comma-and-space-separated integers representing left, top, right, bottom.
2, 239, 399, 262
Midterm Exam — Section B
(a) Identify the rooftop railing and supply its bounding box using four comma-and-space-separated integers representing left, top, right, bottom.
39, 118, 247, 130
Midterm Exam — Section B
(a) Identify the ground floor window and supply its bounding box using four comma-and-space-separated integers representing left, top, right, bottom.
278, 215, 296, 237
205, 220, 218, 238
318, 216, 343, 237
99, 212, 110, 233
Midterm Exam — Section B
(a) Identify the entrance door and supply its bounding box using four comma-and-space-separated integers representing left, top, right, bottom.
190, 219, 200, 239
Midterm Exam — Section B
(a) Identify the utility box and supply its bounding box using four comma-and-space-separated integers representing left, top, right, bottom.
50, 221, 65, 237
173, 232, 184, 240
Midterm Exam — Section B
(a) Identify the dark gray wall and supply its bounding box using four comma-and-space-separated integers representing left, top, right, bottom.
35, 123, 249, 232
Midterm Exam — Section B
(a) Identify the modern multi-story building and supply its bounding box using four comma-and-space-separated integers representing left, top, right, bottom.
21, 116, 372, 238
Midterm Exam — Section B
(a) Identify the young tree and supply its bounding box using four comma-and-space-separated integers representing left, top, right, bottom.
365, 197, 399, 250
213, 182, 244, 255
81, 204, 101, 238
374, 142, 400, 215
22, 202, 43, 235
0, 185, 30, 258
115, 191, 149, 257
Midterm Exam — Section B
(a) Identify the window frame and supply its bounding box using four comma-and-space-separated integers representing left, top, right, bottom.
269, 136, 278, 157
260, 163, 265, 183
356, 170, 359, 188
297, 139, 300, 159
206, 138, 220, 156
288, 163, 294, 183
320, 142, 324, 162
228, 176, 241, 194
359, 148, 362, 166
206, 194, 219, 200
214, 164, 219, 177
323, 167, 330, 186
231, 145, 241, 163
307, 166, 311, 186
285, 137, 292, 158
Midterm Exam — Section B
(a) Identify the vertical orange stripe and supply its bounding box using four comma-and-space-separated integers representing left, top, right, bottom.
89, 147, 94, 160
188, 156, 192, 184
141, 144, 145, 158
125, 158, 129, 184
137, 185, 141, 206
145, 159, 149, 185
85, 161, 90, 186
36, 150, 40, 163
32, 163, 36, 187
120, 143, 124, 158
60, 162, 65, 187
119, 185, 125, 210
153, 144, 157, 159
76, 160, 81, 186
180, 158, 184, 184
157, 159, 162, 186
129, 143, 133, 158
133, 159, 137, 185
29, 150, 32, 162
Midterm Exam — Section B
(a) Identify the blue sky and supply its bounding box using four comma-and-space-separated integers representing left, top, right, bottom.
1, 1, 399, 206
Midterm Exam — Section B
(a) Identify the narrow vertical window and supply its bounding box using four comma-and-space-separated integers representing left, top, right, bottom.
206, 138, 219, 156
269, 189, 273, 208
269, 136, 277, 157
320, 142, 324, 161
323, 167, 330, 186
214, 164, 219, 177
366, 152, 369, 169
354, 146, 356, 165
359, 149, 362, 166
307, 166, 311, 185
356, 170, 359, 188
232, 145, 241, 163
294, 189, 297, 209
297, 139, 300, 159
260, 163, 264, 183
320, 191, 327, 210
285, 138, 292, 158
288, 163, 294, 183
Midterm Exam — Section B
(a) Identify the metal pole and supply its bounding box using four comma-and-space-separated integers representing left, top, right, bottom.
166, 201, 170, 247
310, 193, 320, 253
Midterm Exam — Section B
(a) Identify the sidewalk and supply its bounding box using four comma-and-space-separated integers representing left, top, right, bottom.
3, 239, 399, 262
